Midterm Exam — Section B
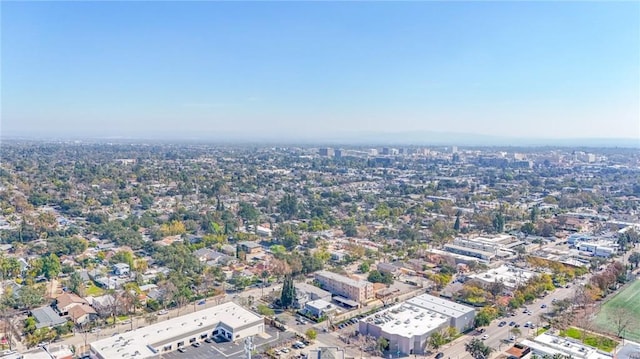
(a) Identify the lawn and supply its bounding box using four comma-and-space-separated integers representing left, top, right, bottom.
85, 283, 105, 296
593, 279, 640, 342
559, 327, 619, 353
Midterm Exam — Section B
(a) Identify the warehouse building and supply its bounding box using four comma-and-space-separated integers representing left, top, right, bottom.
358, 294, 475, 356
88, 302, 263, 359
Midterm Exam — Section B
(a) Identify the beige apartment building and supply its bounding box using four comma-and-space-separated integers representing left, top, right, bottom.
314, 270, 374, 305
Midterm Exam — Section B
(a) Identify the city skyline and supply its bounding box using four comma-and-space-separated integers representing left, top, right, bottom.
2, 1, 639, 140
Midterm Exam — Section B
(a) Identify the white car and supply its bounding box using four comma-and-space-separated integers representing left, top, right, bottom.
158, 309, 169, 315
481, 334, 489, 340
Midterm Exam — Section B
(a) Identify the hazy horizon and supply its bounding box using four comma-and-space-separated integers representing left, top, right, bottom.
2, 2, 639, 140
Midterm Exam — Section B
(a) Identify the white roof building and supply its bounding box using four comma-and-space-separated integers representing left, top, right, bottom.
88, 302, 263, 359
358, 294, 475, 356
520, 332, 613, 359
468, 264, 535, 289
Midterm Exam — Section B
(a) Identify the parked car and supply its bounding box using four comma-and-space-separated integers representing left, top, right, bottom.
192, 342, 201, 348
204, 338, 212, 343
158, 309, 169, 315
481, 334, 489, 340
177, 348, 186, 353
435, 353, 444, 359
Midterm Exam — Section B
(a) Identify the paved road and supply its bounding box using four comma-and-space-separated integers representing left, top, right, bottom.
441, 279, 589, 359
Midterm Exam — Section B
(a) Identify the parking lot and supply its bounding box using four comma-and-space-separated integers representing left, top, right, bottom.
160, 327, 294, 359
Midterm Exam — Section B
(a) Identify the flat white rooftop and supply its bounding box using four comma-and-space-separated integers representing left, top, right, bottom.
406, 293, 475, 319
429, 248, 489, 264
362, 302, 448, 338
90, 301, 262, 359
315, 270, 369, 288
468, 234, 515, 245
521, 333, 613, 359
468, 265, 535, 288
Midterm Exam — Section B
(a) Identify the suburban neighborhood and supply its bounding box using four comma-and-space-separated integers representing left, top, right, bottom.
0, 142, 639, 359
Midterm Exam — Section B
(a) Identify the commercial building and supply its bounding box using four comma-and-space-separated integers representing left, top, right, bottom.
567, 234, 618, 258
88, 302, 264, 359
467, 265, 535, 290
520, 333, 613, 359
443, 243, 496, 261
358, 294, 475, 356
442, 235, 520, 262
314, 271, 374, 305
318, 148, 334, 157
576, 241, 618, 258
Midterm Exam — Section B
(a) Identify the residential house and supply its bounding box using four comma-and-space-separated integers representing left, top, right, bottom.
193, 248, 235, 266
113, 263, 130, 276
55, 293, 88, 316
30, 306, 68, 329
237, 241, 263, 254
68, 304, 98, 325
376, 262, 401, 278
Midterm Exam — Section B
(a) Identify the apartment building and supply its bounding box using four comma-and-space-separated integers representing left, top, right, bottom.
314, 271, 374, 305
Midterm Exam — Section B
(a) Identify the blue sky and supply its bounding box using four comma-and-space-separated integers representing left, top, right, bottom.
2, 1, 639, 140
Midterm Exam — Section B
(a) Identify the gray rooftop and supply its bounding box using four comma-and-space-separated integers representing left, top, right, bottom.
31, 306, 68, 329
296, 282, 331, 298
406, 293, 475, 318
315, 271, 369, 288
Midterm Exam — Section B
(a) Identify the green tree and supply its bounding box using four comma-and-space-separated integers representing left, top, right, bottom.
238, 202, 260, 226
429, 331, 446, 350
24, 317, 37, 334
521, 222, 536, 236
279, 275, 296, 309
629, 252, 640, 269
376, 337, 389, 354
359, 262, 370, 273
493, 213, 505, 233
67, 271, 85, 296
474, 307, 498, 328
18, 284, 45, 310
465, 338, 493, 359
277, 194, 298, 220
42, 253, 61, 280
454, 214, 461, 231
305, 328, 317, 341
530, 207, 539, 222
367, 270, 393, 285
